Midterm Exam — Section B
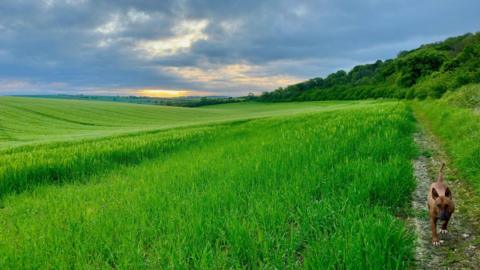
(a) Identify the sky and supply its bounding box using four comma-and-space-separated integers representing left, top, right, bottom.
0, 0, 479, 97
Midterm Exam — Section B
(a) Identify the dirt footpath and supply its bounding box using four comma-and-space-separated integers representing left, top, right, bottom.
411, 123, 480, 269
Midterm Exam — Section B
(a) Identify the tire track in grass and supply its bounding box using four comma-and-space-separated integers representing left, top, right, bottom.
411, 121, 480, 269
1, 103, 111, 127
0, 105, 15, 142
0, 123, 13, 141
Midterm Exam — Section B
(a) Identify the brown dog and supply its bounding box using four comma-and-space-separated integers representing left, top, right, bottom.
428, 162, 455, 246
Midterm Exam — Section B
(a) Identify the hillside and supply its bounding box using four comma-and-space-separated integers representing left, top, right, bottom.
1, 91, 479, 268
260, 32, 480, 101
0, 101, 416, 268
0, 97, 365, 149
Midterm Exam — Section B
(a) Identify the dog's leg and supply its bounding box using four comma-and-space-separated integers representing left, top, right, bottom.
431, 217, 440, 246
440, 218, 450, 234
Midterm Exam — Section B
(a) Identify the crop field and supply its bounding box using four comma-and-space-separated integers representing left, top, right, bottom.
0, 97, 363, 149
0, 98, 417, 268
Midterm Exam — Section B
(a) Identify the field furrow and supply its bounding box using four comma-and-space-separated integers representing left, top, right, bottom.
0, 101, 416, 269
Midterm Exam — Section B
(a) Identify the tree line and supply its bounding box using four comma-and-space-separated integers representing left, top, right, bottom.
259, 32, 480, 102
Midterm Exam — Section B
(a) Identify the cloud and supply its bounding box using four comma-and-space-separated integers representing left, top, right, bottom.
137, 89, 212, 98
0, 79, 70, 94
135, 19, 209, 58
0, 0, 479, 96
162, 62, 302, 94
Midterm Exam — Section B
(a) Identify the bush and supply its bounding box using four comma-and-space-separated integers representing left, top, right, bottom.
444, 84, 480, 108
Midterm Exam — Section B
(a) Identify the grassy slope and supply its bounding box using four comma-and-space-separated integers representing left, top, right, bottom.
0, 99, 376, 198
412, 84, 480, 190
0, 96, 363, 149
0, 101, 415, 269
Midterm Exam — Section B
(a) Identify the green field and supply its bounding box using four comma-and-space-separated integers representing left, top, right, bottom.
0, 97, 418, 269
1, 4, 478, 269
0, 97, 364, 149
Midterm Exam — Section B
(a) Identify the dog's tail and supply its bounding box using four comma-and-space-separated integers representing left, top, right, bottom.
438, 162, 446, 182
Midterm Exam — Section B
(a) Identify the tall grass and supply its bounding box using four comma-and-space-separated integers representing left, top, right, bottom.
0, 125, 216, 197
413, 84, 480, 190
0, 99, 376, 197
0, 102, 415, 269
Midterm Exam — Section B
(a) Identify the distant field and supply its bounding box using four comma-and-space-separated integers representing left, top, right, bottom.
0, 96, 365, 149
0, 99, 415, 268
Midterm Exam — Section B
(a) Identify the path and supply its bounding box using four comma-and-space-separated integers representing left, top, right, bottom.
411, 120, 480, 269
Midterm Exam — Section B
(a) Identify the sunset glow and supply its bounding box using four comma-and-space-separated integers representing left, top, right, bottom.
137, 89, 206, 98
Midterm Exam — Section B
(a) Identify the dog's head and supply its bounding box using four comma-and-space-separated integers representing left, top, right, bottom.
432, 187, 453, 220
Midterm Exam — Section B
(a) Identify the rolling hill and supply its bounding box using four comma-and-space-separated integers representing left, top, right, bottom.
0, 97, 365, 149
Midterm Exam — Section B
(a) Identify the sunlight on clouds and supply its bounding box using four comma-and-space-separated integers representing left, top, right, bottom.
96, 9, 151, 35
94, 10, 151, 47
163, 64, 302, 90
126, 9, 151, 23
135, 20, 209, 57
137, 89, 210, 98
95, 14, 123, 35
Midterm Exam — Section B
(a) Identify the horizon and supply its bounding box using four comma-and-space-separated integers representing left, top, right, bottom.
1, 0, 479, 98
7, 93, 234, 99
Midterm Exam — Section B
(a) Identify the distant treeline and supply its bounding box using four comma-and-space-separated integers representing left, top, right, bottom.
259, 32, 480, 101
28, 95, 247, 107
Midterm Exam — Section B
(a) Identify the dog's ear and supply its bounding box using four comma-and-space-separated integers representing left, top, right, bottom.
432, 188, 439, 200
445, 187, 452, 198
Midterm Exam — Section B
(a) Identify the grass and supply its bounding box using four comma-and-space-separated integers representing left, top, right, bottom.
0, 98, 377, 197
0, 100, 415, 269
0, 96, 365, 149
412, 84, 480, 191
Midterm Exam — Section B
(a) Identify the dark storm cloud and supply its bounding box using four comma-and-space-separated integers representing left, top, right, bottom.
0, 0, 479, 96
